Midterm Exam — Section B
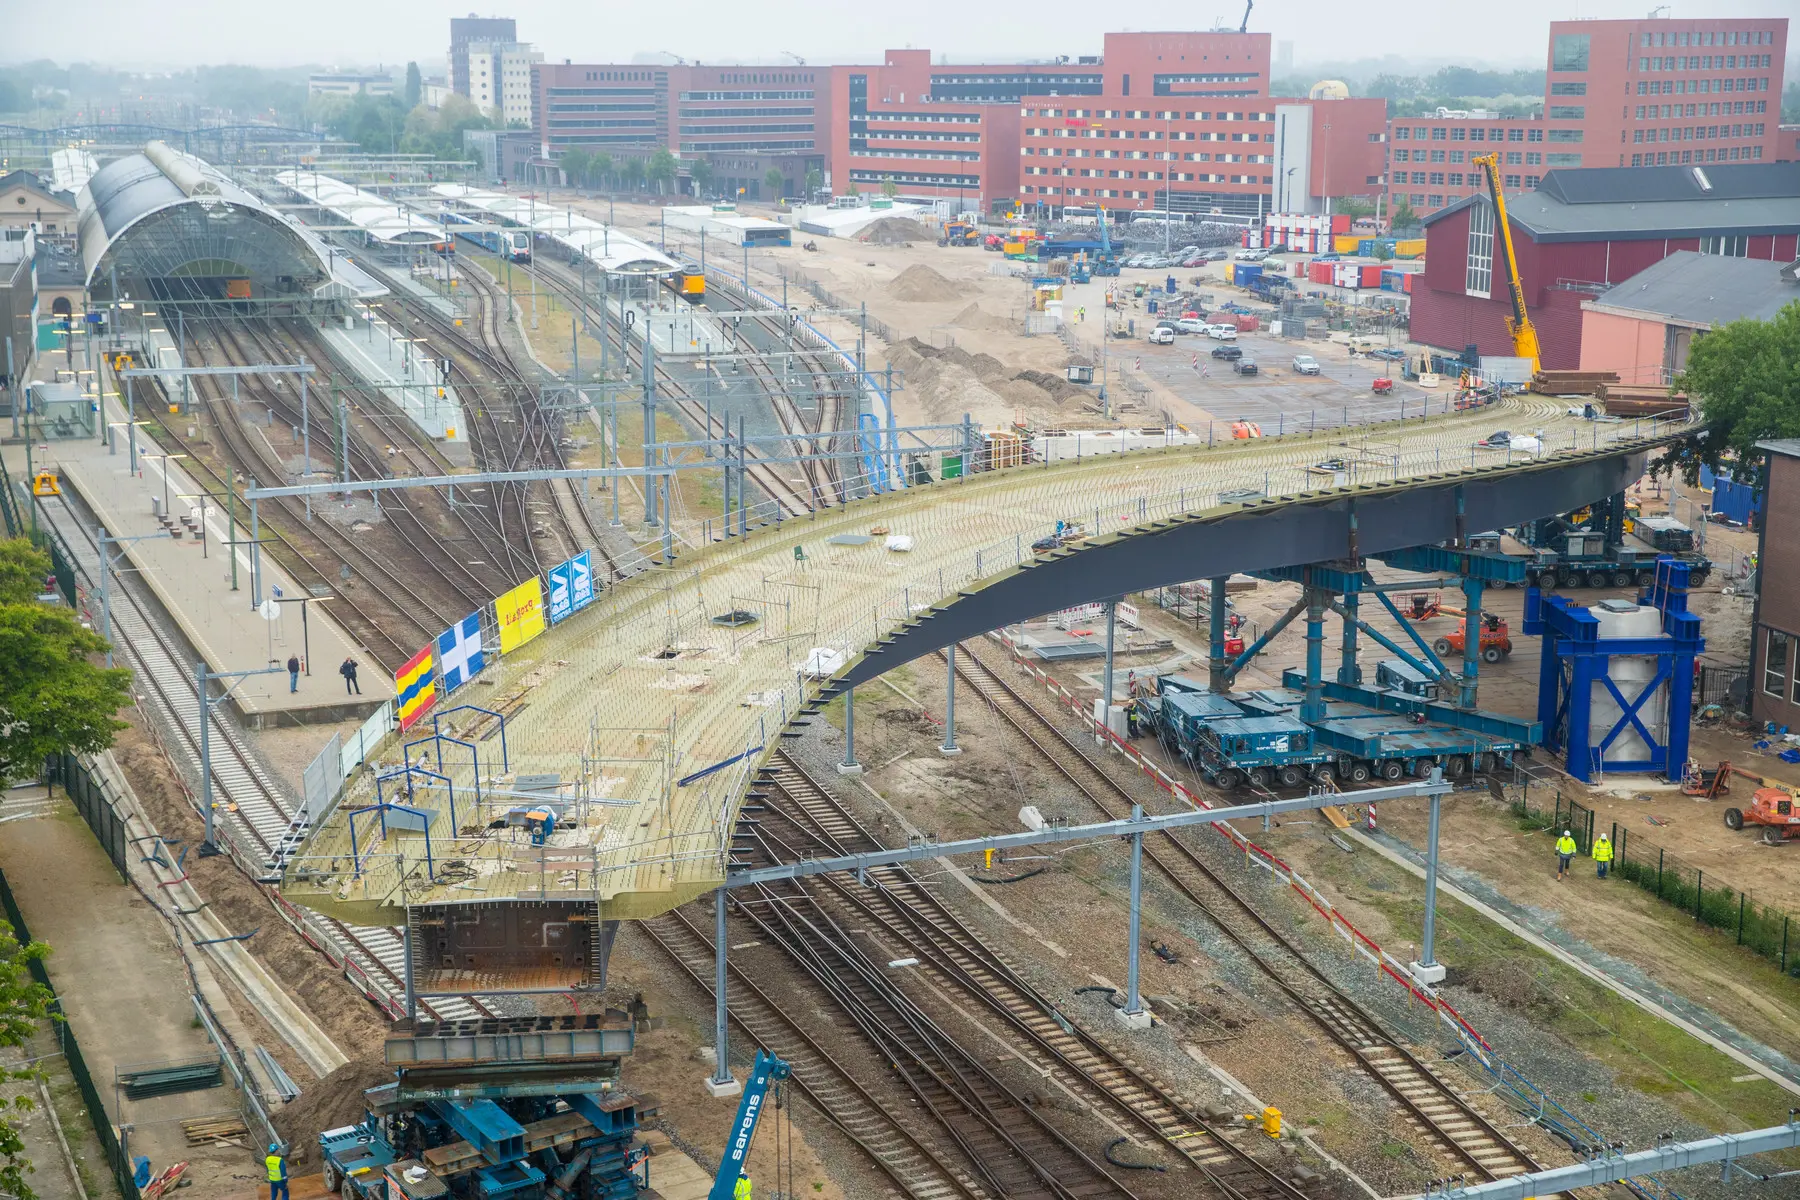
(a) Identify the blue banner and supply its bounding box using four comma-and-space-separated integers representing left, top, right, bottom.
436, 611, 486, 692
547, 551, 596, 625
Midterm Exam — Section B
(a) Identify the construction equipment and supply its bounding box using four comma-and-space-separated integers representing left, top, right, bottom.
1471, 153, 1540, 373
1724, 788, 1800, 843
707, 1051, 791, 1200
1370, 377, 1394, 394
31, 469, 61, 497
938, 220, 980, 247
1430, 611, 1513, 664
1238, 0, 1255, 33
1680, 759, 1733, 799
1402, 591, 1443, 621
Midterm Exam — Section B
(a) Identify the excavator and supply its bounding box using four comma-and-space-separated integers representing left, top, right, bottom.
1471, 152, 1540, 374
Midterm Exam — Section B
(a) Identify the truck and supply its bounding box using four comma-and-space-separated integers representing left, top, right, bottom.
1511, 527, 1712, 588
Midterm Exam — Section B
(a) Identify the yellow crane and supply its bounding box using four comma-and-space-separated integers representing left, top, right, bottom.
1471, 152, 1540, 372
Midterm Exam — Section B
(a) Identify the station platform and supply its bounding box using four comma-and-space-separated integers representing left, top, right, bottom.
318, 311, 471, 455
13, 417, 394, 728
611, 297, 733, 357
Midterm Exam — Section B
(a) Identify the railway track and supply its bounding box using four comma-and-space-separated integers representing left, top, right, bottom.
755, 753, 1313, 1200
35, 488, 485, 1024
947, 641, 1558, 1194
638, 909, 983, 1200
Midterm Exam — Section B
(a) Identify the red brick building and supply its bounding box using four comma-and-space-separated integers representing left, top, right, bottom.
1409, 162, 1800, 369
530, 61, 829, 199
1752, 439, 1800, 733
1543, 16, 1786, 170
827, 50, 1049, 208
1015, 31, 1385, 218
1386, 111, 1545, 220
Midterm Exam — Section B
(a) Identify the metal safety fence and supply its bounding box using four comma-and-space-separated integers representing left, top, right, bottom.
1510, 782, 1800, 978
0, 866, 141, 1200
44, 753, 132, 879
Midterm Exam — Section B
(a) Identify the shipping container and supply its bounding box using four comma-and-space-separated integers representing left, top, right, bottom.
1359, 264, 1383, 288
1309, 261, 1334, 285
1329, 214, 1352, 234
1333, 233, 1362, 254
1394, 238, 1426, 258
1381, 269, 1405, 292
1403, 272, 1414, 295
1331, 262, 1359, 289
1233, 313, 1259, 332
1356, 238, 1375, 256
1232, 263, 1264, 287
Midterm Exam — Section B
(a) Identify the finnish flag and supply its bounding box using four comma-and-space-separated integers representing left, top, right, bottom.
437, 612, 486, 692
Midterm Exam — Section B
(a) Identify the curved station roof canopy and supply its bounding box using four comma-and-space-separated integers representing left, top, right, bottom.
79, 141, 386, 305
431, 182, 681, 276
273, 168, 449, 245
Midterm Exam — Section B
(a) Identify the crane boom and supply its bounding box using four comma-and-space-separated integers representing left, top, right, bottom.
708, 1050, 791, 1200
1471, 152, 1540, 372
1240, 0, 1255, 33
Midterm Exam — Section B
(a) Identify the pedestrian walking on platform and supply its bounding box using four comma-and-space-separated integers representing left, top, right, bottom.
1592, 833, 1613, 879
286, 655, 300, 693
1555, 829, 1577, 880
340, 656, 361, 695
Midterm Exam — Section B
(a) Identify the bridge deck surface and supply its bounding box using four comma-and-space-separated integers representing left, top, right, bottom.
282, 396, 1676, 922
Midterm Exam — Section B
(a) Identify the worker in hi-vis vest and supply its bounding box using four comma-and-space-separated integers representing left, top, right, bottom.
734, 1169, 752, 1199
1555, 830, 1577, 881
1592, 833, 1614, 879
266, 1144, 289, 1200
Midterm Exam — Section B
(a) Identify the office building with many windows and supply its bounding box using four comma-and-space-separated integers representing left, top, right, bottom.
1544, 16, 1786, 170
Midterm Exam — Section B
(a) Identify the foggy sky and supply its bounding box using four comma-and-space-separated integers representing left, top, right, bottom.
5, 0, 1796, 73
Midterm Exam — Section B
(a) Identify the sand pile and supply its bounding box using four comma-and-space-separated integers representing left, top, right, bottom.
272, 1058, 396, 1156
950, 302, 1017, 334
860, 217, 936, 244
885, 337, 1082, 423
1014, 368, 1095, 406
885, 264, 964, 303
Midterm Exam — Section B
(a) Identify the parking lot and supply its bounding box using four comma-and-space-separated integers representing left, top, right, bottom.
1127, 327, 1442, 432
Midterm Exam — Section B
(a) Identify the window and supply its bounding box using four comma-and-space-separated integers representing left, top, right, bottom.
1549, 106, 1586, 120
1395, 127, 1411, 140
1428, 193, 1444, 207
1528, 129, 1544, 142
1504, 173, 1521, 187
1449, 150, 1465, 163
1526, 151, 1542, 164
1508, 128, 1524, 142
1546, 153, 1583, 166
1700, 235, 1748, 256
1551, 81, 1588, 96
1548, 129, 1584, 142
1410, 193, 1425, 205
1524, 175, 1540, 188
1412, 171, 1426, 184
1449, 172, 1464, 185
1430, 148, 1446, 163
1506, 150, 1522, 164
1451, 128, 1466, 141
1766, 630, 1792, 699
1466, 197, 1494, 297
1430, 127, 1447, 140
1394, 148, 1410, 162
1553, 34, 1591, 72
1429, 171, 1445, 185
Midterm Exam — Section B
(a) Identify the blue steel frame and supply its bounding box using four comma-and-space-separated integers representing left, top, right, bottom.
376, 765, 460, 833
431, 705, 509, 771
1524, 559, 1703, 782
347, 801, 436, 881
405, 732, 484, 806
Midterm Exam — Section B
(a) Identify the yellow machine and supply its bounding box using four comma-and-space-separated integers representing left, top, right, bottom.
31, 470, 60, 497
1472, 153, 1540, 373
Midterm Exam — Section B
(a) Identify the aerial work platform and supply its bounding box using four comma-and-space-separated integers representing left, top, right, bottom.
275, 397, 1684, 928
19, 417, 393, 727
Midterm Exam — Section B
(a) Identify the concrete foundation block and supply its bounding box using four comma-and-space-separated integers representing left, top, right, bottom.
704, 1074, 742, 1098
1408, 960, 1447, 986
938, 745, 963, 756
835, 762, 865, 776
1113, 1007, 1153, 1031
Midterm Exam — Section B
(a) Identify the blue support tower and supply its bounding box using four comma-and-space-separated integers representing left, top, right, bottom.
1524, 559, 1704, 782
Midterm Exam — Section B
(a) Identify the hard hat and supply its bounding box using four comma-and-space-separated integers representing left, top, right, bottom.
269, 1144, 280, 1153
1563, 830, 1570, 837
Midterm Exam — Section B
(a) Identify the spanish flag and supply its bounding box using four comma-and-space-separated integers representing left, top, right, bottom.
395, 644, 437, 731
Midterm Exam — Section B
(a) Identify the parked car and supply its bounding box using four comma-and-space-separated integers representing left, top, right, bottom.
1211, 326, 1239, 341
1147, 325, 1176, 344
1234, 357, 1259, 375
1211, 345, 1244, 360
1204, 248, 1232, 261
1291, 354, 1321, 375
1180, 255, 1209, 268
1234, 248, 1258, 260
1175, 317, 1209, 334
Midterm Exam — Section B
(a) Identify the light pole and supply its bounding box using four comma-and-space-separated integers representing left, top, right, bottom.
273, 594, 329, 677
138, 452, 188, 520
196, 659, 284, 856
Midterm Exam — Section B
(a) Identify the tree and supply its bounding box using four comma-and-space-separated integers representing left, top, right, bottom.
804, 167, 822, 201
559, 148, 591, 190
1658, 302, 1800, 483
404, 62, 422, 109
1388, 198, 1419, 232
880, 176, 898, 199
647, 149, 677, 194
764, 167, 785, 201
688, 158, 713, 197
0, 539, 130, 784
0, 911, 52, 1200
589, 151, 613, 191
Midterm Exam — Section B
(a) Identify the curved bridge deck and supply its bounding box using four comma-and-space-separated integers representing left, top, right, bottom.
282, 398, 1683, 923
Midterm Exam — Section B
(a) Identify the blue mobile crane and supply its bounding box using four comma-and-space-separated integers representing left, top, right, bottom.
707, 1051, 791, 1200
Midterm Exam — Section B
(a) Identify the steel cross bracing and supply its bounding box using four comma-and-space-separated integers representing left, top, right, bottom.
33, 491, 484, 1023
275, 398, 1689, 922
1436, 1119, 1800, 1200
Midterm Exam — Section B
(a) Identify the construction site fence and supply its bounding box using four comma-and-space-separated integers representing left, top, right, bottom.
45, 752, 132, 879
1512, 784, 1800, 978
0, 865, 142, 1200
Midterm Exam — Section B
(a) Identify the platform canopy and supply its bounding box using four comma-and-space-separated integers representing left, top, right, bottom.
79, 141, 386, 305
431, 183, 680, 275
